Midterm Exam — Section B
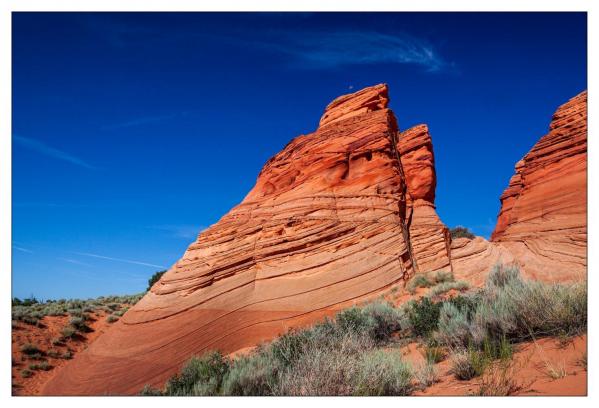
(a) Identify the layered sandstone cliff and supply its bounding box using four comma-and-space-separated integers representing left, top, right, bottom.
490, 91, 587, 281
397, 124, 451, 273
450, 91, 587, 283
43, 84, 429, 395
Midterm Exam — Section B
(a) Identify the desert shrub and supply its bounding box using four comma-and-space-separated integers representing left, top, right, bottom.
335, 301, 401, 344
113, 310, 126, 317
106, 315, 119, 323
147, 270, 167, 291
107, 303, 120, 311
480, 335, 513, 362
435, 302, 471, 348
406, 274, 433, 294
21, 369, 33, 378
62, 351, 72, 359
486, 264, 521, 289
415, 361, 438, 388
21, 315, 40, 326
427, 281, 470, 298
472, 268, 587, 343
475, 361, 522, 396
435, 270, 455, 283
274, 332, 374, 396
448, 294, 480, 320
69, 316, 90, 332
61, 326, 76, 339
30, 311, 44, 319
20, 343, 41, 355
45, 306, 66, 316
449, 349, 479, 380
421, 342, 446, 364
222, 352, 279, 396
29, 361, 51, 371
268, 329, 313, 368
67, 308, 84, 317
450, 226, 475, 240
47, 349, 60, 358
353, 350, 413, 396
165, 352, 230, 396
140, 385, 163, 396
406, 297, 442, 338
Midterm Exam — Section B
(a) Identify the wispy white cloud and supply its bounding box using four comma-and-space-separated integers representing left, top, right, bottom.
74, 252, 165, 269
148, 224, 204, 239
249, 31, 448, 72
57, 258, 93, 267
13, 245, 33, 254
13, 135, 96, 169
103, 112, 186, 130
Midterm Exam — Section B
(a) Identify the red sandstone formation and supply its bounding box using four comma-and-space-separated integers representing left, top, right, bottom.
397, 124, 451, 273
41, 85, 587, 396
43, 84, 424, 395
450, 91, 587, 283
489, 91, 587, 281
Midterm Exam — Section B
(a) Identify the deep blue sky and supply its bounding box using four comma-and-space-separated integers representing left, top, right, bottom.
12, 12, 587, 300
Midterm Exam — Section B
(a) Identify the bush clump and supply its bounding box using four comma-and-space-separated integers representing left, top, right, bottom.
450, 226, 475, 239
20, 343, 41, 355
147, 270, 167, 291
406, 297, 442, 338
106, 315, 119, 323
21, 369, 33, 378
165, 352, 230, 396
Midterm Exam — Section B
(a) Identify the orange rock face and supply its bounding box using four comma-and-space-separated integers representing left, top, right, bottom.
398, 124, 451, 273
43, 84, 425, 395
490, 91, 587, 281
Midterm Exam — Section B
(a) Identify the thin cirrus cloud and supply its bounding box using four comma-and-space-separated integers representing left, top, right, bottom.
248, 30, 448, 72
13, 135, 96, 170
102, 112, 186, 130
74, 252, 166, 269
13, 245, 33, 254
57, 258, 93, 267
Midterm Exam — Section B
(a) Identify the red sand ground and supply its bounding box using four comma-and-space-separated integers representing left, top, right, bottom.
405, 334, 587, 396
12, 309, 120, 396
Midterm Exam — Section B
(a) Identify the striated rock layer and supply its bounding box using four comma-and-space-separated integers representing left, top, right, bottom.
44, 84, 429, 395
397, 124, 451, 273
451, 91, 587, 283
489, 91, 587, 281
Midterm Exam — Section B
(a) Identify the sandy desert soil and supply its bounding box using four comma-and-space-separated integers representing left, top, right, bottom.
12, 309, 121, 396
405, 334, 587, 396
